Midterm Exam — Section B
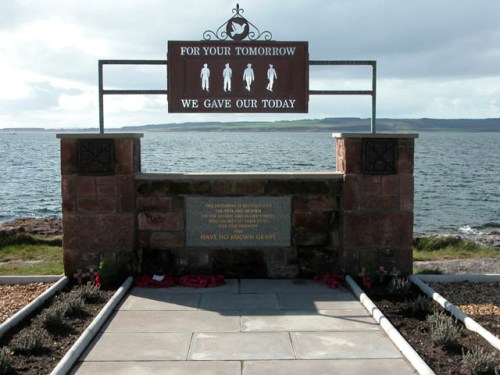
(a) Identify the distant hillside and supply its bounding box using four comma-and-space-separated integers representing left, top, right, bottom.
3, 118, 500, 132
119, 118, 500, 132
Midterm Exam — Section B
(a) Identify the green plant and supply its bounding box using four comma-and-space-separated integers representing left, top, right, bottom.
11, 328, 45, 354
0, 347, 13, 375
73, 284, 102, 304
462, 346, 498, 374
61, 294, 85, 317
426, 311, 462, 348
413, 236, 499, 261
408, 295, 433, 318
387, 276, 411, 296
99, 258, 117, 285
41, 305, 66, 331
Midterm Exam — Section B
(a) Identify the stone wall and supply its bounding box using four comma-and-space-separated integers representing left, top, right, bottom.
135, 174, 341, 278
57, 132, 417, 279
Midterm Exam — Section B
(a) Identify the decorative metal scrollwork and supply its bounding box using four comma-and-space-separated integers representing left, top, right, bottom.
203, 4, 272, 41
362, 138, 397, 174
78, 139, 115, 175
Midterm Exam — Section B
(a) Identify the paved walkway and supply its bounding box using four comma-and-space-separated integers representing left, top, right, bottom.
71, 279, 416, 375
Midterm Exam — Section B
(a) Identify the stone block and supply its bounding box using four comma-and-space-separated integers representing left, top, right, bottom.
62, 176, 75, 213
77, 197, 116, 213
234, 180, 267, 195
63, 214, 135, 253
266, 180, 330, 195
343, 212, 413, 247
119, 177, 135, 213
76, 177, 95, 197
150, 232, 185, 248
341, 175, 359, 211
138, 212, 184, 231
63, 249, 79, 277
293, 231, 328, 247
212, 249, 267, 278
307, 196, 338, 211
292, 197, 307, 210
381, 175, 400, 195
96, 176, 117, 196
293, 211, 330, 231
359, 194, 398, 211
400, 174, 414, 211
397, 143, 415, 174
359, 175, 381, 193
114, 139, 134, 175
343, 138, 362, 173
60, 139, 77, 175
137, 196, 173, 211
187, 181, 211, 194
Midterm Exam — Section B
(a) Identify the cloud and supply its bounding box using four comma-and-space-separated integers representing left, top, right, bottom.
0, 0, 500, 128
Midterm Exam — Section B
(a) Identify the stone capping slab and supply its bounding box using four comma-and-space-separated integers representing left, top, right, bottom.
136, 171, 343, 181
56, 133, 143, 139
0, 276, 68, 339
51, 276, 133, 375
410, 275, 500, 351
345, 276, 435, 375
332, 132, 419, 139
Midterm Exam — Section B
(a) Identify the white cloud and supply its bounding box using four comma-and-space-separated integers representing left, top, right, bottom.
0, 0, 499, 129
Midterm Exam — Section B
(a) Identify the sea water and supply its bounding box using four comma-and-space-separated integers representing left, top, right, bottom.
0, 131, 498, 236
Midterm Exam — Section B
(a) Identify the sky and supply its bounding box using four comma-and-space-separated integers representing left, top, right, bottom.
1, 0, 500, 129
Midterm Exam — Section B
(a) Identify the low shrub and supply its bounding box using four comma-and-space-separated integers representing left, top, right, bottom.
41, 305, 66, 331
10, 328, 45, 354
60, 294, 85, 317
0, 347, 13, 375
387, 276, 411, 297
462, 346, 498, 375
426, 311, 462, 348
407, 295, 433, 318
73, 284, 102, 304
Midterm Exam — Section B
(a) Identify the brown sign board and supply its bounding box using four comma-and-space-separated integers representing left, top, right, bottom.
168, 41, 308, 113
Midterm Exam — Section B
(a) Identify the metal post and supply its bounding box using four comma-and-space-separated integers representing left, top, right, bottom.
371, 61, 377, 133
98, 61, 104, 134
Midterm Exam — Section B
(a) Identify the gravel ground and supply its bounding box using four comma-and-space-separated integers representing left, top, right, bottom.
0, 282, 52, 323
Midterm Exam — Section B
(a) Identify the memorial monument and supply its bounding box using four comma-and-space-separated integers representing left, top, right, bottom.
58, 4, 417, 281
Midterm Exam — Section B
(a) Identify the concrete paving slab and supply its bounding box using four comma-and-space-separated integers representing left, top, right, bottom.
71, 361, 241, 375
291, 331, 403, 359
242, 310, 378, 332
199, 293, 280, 311
240, 279, 332, 293
189, 332, 295, 360
80, 332, 192, 361
242, 359, 416, 375
103, 310, 241, 333
141, 279, 239, 294
278, 292, 361, 310
119, 291, 200, 310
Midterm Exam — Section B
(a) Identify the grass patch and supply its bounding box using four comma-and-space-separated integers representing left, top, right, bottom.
413, 236, 499, 261
0, 243, 63, 275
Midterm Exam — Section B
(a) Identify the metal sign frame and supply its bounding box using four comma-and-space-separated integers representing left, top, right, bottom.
98, 58, 376, 133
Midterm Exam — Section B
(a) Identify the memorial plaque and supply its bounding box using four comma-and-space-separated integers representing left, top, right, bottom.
186, 196, 291, 247
168, 41, 308, 113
